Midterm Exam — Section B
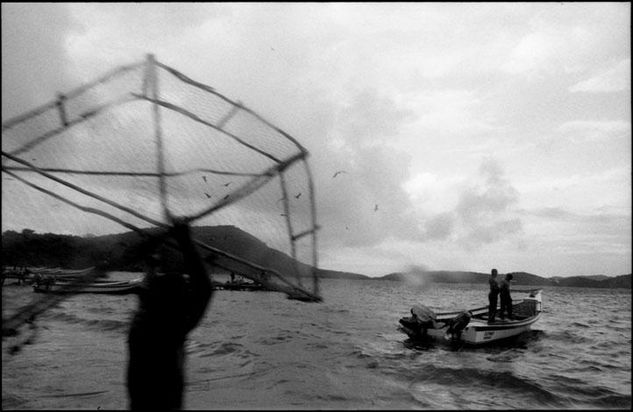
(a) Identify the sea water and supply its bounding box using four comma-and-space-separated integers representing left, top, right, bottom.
2, 273, 631, 409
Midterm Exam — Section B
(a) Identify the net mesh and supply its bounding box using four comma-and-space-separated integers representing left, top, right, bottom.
2, 54, 320, 303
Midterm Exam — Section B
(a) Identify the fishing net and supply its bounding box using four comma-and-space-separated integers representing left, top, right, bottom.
2, 54, 321, 321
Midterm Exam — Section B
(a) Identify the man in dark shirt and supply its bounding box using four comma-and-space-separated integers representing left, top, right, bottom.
488, 269, 500, 323
499, 273, 514, 320
127, 220, 213, 410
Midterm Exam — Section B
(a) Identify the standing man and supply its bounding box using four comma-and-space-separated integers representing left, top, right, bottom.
488, 269, 500, 323
127, 220, 214, 410
499, 273, 514, 320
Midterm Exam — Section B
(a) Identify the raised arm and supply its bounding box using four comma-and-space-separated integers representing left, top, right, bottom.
170, 220, 213, 333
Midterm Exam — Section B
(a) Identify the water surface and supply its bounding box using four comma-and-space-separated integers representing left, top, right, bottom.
2, 274, 631, 409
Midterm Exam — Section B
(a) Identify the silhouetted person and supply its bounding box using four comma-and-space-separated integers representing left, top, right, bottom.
127, 221, 213, 410
488, 269, 500, 323
499, 273, 514, 320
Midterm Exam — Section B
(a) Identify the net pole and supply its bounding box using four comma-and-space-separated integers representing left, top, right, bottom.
302, 158, 320, 297
132, 94, 282, 164
279, 172, 302, 287
1, 152, 166, 228
147, 54, 171, 222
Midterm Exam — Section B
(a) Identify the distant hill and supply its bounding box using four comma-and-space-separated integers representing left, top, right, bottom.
375, 270, 631, 289
1, 228, 628, 289
380, 271, 484, 284
574, 274, 609, 281
317, 269, 369, 281
1, 226, 367, 282
377, 270, 553, 286
601, 274, 631, 289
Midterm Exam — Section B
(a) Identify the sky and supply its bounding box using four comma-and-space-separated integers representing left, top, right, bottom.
1, 3, 631, 277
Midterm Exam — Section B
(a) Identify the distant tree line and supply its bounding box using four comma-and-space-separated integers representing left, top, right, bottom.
2, 229, 147, 271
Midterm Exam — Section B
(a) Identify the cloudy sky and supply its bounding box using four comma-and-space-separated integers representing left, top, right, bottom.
2, 3, 631, 277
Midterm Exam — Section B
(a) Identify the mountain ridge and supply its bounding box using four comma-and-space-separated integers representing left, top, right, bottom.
375, 270, 631, 289
2, 227, 629, 288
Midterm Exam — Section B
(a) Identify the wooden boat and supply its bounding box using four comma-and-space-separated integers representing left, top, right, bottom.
214, 280, 266, 291
29, 266, 62, 273
3, 267, 97, 284
398, 289, 542, 345
31, 267, 98, 280
33, 277, 143, 294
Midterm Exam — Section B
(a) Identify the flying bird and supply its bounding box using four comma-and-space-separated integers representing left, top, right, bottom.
223, 194, 230, 200
223, 182, 233, 187
295, 193, 302, 199
345, 226, 349, 230
280, 213, 287, 217
202, 176, 207, 183
374, 204, 379, 212
205, 193, 211, 199
332, 170, 347, 178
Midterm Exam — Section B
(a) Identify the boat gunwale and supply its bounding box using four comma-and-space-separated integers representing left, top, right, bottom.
467, 312, 542, 331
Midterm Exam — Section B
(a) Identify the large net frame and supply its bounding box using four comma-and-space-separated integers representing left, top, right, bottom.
2, 54, 321, 308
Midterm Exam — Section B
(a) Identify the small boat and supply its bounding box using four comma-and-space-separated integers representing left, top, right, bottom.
214, 280, 266, 291
31, 267, 99, 280
398, 289, 542, 345
3, 267, 98, 285
213, 273, 268, 291
33, 277, 143, 294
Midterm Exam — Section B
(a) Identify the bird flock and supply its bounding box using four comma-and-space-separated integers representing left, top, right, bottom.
197, 168, 380, 234
201, 176, 233, 201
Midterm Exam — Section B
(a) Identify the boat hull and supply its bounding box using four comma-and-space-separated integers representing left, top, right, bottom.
33, 278, 142, 294
426, 313, 541, 345
399, 290, 542, 345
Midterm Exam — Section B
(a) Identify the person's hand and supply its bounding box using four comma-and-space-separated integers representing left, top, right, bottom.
169, 216, 192, 244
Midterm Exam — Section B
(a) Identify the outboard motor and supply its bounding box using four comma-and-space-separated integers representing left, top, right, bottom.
411, 305, 436, 325
446, 310, 471, 340
400, 304, 437, 339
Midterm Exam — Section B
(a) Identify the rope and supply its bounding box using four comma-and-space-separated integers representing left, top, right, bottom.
184, 152, 306, 224
2, 152, 167, 229
1, 168, 162, 234
2, 166, 264, 178
155, 61, 308, 155
7, 94, 138, 157
2, 267, 104, 336
132, 94, 283, 164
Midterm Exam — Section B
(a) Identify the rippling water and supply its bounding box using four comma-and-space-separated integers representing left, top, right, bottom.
2, 273, 631, 409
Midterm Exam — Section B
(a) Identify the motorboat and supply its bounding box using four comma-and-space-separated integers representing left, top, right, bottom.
398, 289, 542, 345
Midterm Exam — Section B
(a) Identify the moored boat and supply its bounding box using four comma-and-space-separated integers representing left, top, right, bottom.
33, 277, 143, 294
213, 280, 266, 291
31, 266, 99, 280
3, 267, 98, 285
398, 289, 542, 345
